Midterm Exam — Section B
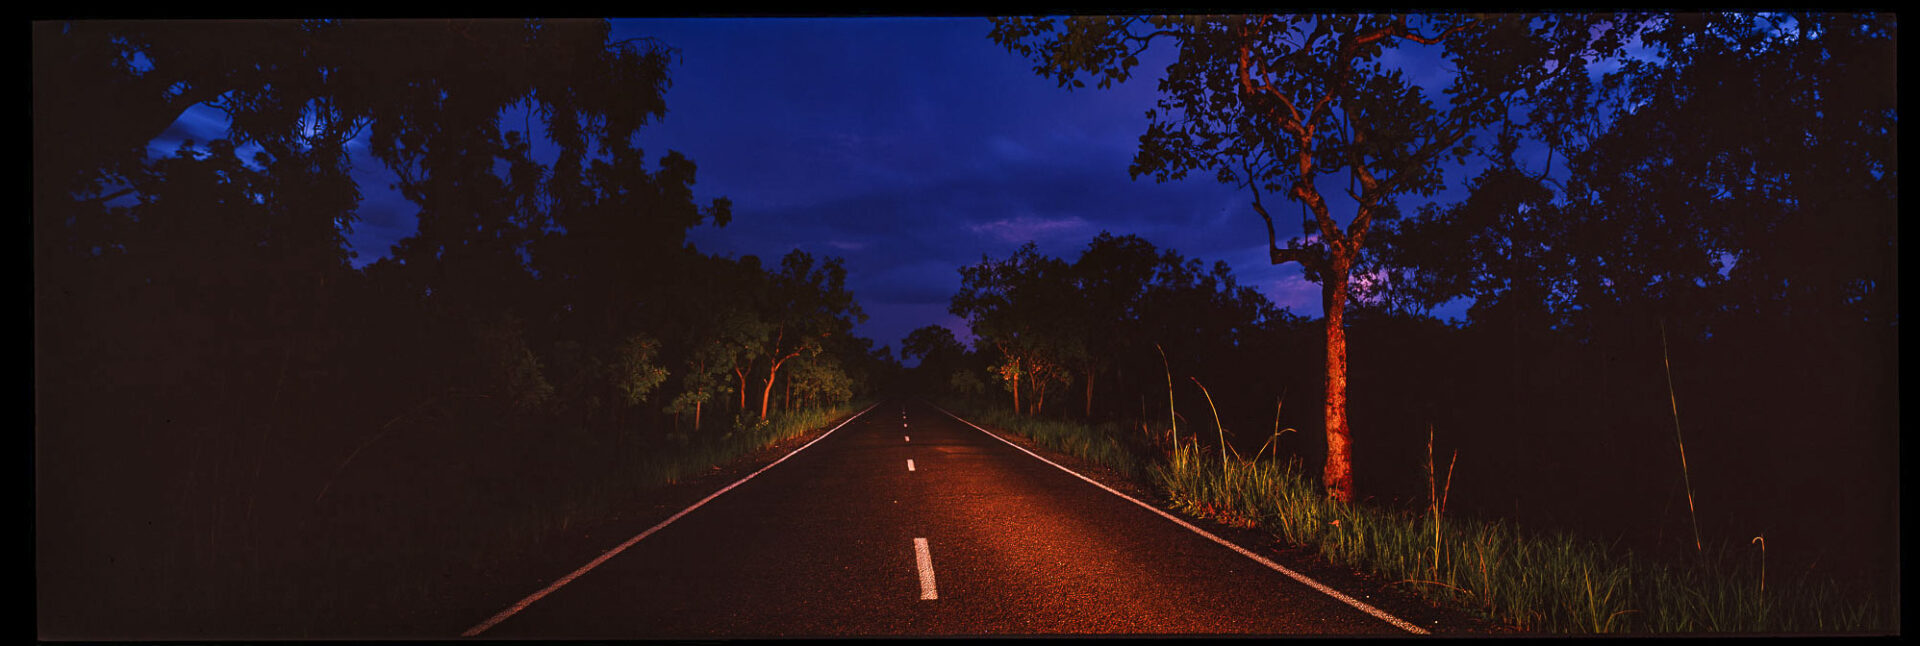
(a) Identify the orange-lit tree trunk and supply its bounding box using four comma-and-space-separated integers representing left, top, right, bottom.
759, 326, 806, 420
1236, 17, 1422, 504
760, 356, 797, 420
995, 344, 1023, 415
760, 372, 776, 419
1320, 251, 1354, 501
735, 365, 749, 412
1009, 363, 1021, 414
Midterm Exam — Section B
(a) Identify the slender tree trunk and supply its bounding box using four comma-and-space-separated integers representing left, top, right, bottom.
1034, 378, 1047, 416
1322, 254, 1354, 503
694, 399, 702, 431
761, 371, 776, 420
1083, 364, 1096, 420
736, 367, 749, 412
760, 356, 792, 420
1011, 365, 1021, 414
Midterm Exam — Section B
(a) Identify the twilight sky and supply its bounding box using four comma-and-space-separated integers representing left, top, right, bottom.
153, 17, 1519, 354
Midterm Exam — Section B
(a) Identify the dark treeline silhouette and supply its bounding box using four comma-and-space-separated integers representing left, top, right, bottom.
34, 20, 896, 637
948, 11, 1895, 605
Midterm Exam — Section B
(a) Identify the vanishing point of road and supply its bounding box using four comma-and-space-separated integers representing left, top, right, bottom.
463, 399, 1432, 638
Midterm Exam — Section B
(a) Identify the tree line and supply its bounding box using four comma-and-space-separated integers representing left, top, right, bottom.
923, 12, 1895, 592
34, 19, 894, 635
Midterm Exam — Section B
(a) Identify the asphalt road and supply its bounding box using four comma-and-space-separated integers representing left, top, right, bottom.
469, 399, 1424, 638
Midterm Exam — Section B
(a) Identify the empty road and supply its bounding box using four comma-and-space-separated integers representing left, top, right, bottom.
466, 399, 1427, 638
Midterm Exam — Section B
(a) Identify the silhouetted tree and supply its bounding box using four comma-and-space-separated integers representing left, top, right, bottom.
952, 243, 1082, 415
902, 324, 969, 396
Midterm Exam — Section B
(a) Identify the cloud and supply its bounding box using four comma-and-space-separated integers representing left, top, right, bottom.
967, 214, 1094, 244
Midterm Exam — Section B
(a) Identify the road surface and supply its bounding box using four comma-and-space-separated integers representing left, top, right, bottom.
466, 399, 1429, 638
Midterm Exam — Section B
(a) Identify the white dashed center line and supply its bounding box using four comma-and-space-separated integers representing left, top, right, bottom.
907, 459, 916, 471
913, 537, 938, 600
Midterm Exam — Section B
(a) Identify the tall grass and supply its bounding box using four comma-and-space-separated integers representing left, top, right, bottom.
948, 397, 1888, 634
1150, 438, 1885, 633
1660, 319, 1704, 553
958, 405, 1146, 479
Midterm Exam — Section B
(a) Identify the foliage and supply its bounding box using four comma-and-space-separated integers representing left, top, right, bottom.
31, 19, 892, 636
948, 370, 988, 398
612, 333, 670, 407
471, 313, 556, 413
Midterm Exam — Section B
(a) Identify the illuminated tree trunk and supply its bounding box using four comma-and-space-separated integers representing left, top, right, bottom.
735, 367, 749, 412
761, 372, 777, 419
761, 353, 800, 420
998, 346, 1022, 414
1321, 253, 1354, 503
1010, 367, 1021, 413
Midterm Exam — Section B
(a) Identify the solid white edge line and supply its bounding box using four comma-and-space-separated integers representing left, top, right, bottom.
930, 403, 1429, 636
461, 402, 881, 637
914, 537, 938, 600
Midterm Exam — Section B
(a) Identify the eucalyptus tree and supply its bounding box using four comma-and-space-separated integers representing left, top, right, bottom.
1068, 232, 1163, 419
750, 250, 865, 420
902, 323, 970, 396
667, 340, 737, 432
952, 243, 1082, 416
990, 13, 1640, 501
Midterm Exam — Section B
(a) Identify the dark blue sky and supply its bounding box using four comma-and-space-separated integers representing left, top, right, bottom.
153, 17, 1539, 354
609, 17, 1322, 352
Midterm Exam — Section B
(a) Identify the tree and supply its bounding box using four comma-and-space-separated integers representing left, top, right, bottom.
902, 324, 970, 396
668, 339, 738, 432
788, 353, 855, 409
750, 250, 865, 420
902, 324, 967, 369
1069, 232, 1164, 419
990, 13, 1639, 502
952, 243, 1080, 416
